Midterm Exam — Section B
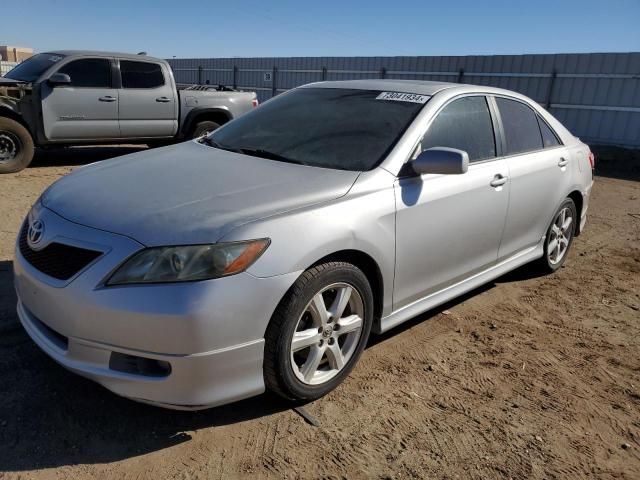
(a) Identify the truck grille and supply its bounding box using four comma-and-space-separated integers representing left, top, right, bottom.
19, 224, 103, 280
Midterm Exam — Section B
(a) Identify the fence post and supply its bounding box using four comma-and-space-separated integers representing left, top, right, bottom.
197, 65, 203, 85
546, 69, 557, 109
233, 66, 238, 89
457, 68, 464, 83
380, 67, 386, 79
322, 66, 327, 81
272, 66, 277, 97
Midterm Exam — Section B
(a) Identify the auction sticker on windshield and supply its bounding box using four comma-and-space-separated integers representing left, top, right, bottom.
376, 92, 429, 103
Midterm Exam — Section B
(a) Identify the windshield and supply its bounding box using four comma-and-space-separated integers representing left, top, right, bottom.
4, 53, 66, 82
207, 88, 428, 171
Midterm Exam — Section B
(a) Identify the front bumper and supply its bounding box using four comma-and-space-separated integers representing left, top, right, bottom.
14, 206, 301, 409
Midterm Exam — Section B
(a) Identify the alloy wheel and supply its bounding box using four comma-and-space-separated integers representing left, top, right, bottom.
548, 207, 573, 265
290, 282, 364, 385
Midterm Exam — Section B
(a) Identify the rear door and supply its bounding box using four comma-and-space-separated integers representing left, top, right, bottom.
492, 96, 572, 260
41, 57, 120, 140
393, 95, 510, 309
117, 59, 178, 138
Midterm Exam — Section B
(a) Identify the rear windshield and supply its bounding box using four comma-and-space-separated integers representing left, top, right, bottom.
208, 88, 428, 171
4, 53, 66, 82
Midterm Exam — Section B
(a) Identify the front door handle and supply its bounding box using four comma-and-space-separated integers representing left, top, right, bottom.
156, 96, 171, 103
558, 157, 569, 167
490, 174, 508, 188
98, 96, 117, 102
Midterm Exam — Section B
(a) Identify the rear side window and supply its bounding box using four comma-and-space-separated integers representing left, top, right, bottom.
495, 97, 543, 155
538, 116, 561, 148
421, 96, 496, 162
120, 61, 165, 88
58, 58, 111, 88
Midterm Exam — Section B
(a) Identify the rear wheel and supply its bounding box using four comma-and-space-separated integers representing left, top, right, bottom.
264, 262, 374, 402
190, 120, 220, 139
0, 117, 34, 173
536, 198, 577, 273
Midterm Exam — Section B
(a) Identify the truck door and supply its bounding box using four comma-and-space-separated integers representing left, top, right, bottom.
117, 60, 178, 138
41, 57, 120, 140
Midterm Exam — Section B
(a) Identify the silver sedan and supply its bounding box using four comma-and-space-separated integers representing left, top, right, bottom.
14, 80, 594, 409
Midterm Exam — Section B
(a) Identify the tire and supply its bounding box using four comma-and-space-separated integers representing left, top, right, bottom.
190, 120, 220, 139
0, 117, 35, 174
264, 262, 374, 402
536, 198, 577, 273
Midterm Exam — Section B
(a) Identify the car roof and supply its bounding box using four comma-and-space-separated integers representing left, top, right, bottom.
42, 50, 164, 62
301, 79, 460, 96
301, 79, 537, 100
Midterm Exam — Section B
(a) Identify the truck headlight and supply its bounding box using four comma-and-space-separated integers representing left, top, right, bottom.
106, 239, 270, 285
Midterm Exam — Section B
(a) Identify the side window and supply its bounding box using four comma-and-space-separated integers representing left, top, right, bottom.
120, 61, 165, 88
57, 58, 111, 88
420, 96, 496, 163
495, 97, 543, 155
537, 115, 561, 148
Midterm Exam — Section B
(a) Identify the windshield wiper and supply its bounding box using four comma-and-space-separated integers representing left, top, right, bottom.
237, 148, 306, 165
200, 137, 242, 153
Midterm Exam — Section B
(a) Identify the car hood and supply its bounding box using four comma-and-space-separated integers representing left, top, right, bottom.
42, 141, 360, 246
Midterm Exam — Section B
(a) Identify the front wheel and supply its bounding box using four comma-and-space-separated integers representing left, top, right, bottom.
264, 262, 374, 402
536, 198, 577, 273
0, 117, 35, 174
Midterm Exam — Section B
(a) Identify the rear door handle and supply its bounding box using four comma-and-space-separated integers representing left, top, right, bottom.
98, 96, 117, 102
490, 174, 508, 188
558, 157, 569, 167
156, 96, 171, 103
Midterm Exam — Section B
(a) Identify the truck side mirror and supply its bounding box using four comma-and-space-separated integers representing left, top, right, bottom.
47, 73, 71, 87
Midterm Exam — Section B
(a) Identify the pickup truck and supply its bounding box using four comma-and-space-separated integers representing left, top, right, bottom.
0, 50, 258, 173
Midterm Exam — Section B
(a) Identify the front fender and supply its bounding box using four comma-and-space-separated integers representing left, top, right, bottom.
220, 169, 397, 316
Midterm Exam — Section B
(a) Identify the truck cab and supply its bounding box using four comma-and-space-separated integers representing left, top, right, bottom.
0, 50, 257, 173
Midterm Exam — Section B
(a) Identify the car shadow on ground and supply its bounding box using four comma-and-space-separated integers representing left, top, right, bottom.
0, 258, 544, 472
29, 145, 149, 168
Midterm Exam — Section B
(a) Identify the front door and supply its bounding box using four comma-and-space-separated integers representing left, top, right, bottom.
393, 95, 509, 309
41, 57, 120, 140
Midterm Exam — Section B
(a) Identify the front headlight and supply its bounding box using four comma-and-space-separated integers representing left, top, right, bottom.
106, 239, 270, 285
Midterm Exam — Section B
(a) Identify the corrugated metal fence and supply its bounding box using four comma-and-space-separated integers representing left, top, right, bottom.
168, 53, 640, 148
0, 61, 18, 76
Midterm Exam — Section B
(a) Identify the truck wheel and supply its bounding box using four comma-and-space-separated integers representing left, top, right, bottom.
0, 117, 35, 174
191, 121, 220, 139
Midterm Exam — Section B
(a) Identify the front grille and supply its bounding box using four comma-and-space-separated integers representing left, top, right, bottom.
19, 223, 103, 280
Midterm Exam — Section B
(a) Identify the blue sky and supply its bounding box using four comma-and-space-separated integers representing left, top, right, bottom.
3, 0, 639, 58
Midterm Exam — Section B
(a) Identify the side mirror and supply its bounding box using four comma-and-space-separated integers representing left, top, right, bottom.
47, 73, 71, 86
412, 147, 469, 175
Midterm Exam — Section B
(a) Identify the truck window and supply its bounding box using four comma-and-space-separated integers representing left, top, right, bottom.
120, 61, 165, 89
58, 59, 112, 88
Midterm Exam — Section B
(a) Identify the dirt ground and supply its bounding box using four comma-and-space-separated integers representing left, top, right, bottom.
0, 147, 639, 479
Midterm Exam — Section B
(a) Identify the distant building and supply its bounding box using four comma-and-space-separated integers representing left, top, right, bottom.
0, 46, 33, 62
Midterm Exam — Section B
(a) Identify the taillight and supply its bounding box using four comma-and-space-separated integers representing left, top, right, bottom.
587, 151, 595, 169
252, 99, 259, 108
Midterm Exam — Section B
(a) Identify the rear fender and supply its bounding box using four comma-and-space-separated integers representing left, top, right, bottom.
180, 107, 232, 137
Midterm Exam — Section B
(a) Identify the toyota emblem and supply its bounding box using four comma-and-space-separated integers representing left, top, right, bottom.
27, 219, 45, 247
